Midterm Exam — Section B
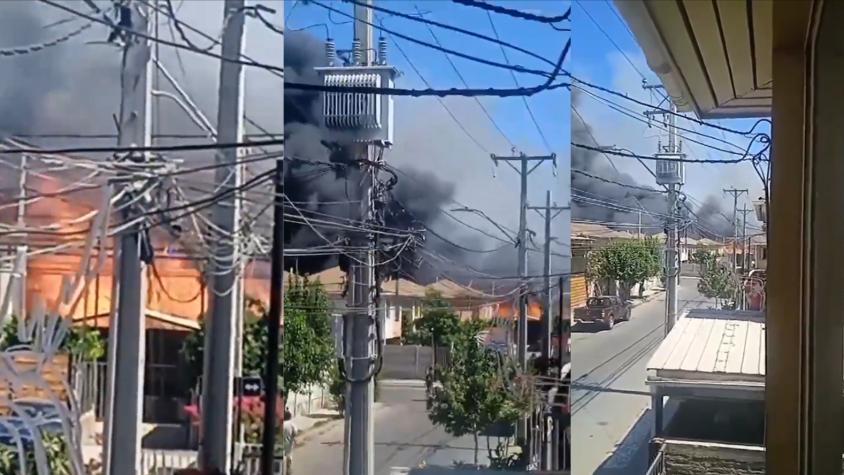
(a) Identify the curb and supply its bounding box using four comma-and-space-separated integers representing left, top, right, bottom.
294, 416, 340, 447
293, 402, 386, 447
630, 290, 664, 309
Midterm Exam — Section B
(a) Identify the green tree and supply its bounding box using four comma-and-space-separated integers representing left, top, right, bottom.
0, 316, 105, 361
181, 276, 335, 398
400, 308, 418, 345
588, 240, 662, 299
427, 320, 530, 467
691, 249, 717, 270
411, 290, 461, 347
697, 261, 738, 309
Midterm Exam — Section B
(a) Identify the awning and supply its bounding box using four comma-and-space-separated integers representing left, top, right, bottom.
614, 0, 772, 119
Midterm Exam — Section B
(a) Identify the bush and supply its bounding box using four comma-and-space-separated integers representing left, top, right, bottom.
0, 432, 73, 474
327, 361, 345, 415
0, 315, 105, 361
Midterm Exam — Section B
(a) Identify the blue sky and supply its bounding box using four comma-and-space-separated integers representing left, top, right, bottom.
572, 0, 768, 232
286, 0, 570, 247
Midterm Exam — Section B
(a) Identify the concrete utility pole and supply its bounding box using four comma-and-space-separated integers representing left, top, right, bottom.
104, 3, 152, 474
489, 153, 556, 368
346, 2, 377, 475
200, 1, 246, 472
739, 206, 752, 272
527, 191, 567, 471
663, 103, 680, 334
738, 205, 752, 310
723, 188, 748, 272
261, 157, 285, 475
14, 154, 27, 320
491, 152, 555, 460
644, 85, 681, 334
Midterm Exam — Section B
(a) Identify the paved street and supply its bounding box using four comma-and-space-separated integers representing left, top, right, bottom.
570, 278, 714, 475
293, 381, 492, 474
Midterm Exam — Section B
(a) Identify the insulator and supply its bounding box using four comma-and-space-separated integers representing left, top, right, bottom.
325, 38, 336, 66
378, 37, 388, 64
352, 38, 362, 65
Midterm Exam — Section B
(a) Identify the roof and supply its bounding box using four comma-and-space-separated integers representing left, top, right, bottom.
571, 222, 639, 240
647, 309, 765, 393
305, 266, 346, 295
381, 278, 429, 299
615, 0, 773, 118
426, 278, 487, 300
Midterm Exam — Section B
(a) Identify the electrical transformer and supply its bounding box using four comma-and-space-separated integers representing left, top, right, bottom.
314, 64, 398, 146
654, 152, 685, 185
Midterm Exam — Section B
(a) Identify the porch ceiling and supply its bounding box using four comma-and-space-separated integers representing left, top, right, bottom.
614, 0, 772, 119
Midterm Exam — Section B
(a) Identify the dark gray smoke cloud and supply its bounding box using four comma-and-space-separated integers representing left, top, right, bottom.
284, 30, 534, 284
0, 3, 554, 286
0, 2, 120, 138
571, 90, 733, 238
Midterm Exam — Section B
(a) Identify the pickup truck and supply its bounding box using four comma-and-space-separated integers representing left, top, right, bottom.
573, 296, 631, 330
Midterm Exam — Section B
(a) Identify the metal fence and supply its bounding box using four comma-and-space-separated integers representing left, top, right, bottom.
135, 447, 287, 475
645, 446, 665, 475
239, 444, 285, 475
138, 449, 197, 474
71, 359, 102, 417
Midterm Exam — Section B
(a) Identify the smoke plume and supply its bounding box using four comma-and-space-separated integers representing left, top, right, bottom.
0, 2, 556, 287
571, 90, 733, 238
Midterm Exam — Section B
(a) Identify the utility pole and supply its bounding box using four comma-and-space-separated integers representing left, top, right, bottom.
104, 3, 152, 474
527, 191, 567, 470
723, 188, 748, 272
491, 152, 556, 461
738, 205, 752, 310
644, 85, 682, 334
739, 206, 752, 272
261, 157, 285, 475
637, 209, 642, 240
346, 3, 377, 475
490, 153, 556, 368
200, 1, 246, 472
14, 154, 27, 320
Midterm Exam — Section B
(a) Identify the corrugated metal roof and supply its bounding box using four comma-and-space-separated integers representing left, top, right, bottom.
647, 309, 765, 381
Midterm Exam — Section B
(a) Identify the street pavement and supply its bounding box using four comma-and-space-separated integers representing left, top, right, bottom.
293, 381, 493, 474
570, 278, 714, 475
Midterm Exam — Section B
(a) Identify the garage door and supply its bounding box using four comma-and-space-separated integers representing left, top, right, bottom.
571, 273, 587, 310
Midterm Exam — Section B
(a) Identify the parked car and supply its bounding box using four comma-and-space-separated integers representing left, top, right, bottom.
574, 296, 632, 330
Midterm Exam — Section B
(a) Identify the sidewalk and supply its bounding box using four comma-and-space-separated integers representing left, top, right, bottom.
292, 402, 385, 447
629, 287, 664, 309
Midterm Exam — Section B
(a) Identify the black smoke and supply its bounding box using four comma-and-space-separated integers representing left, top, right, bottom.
283, 31, 483, 282
571, 90, 733, 239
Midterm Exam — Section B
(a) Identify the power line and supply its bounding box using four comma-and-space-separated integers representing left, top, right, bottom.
452, 0, 571, 24
38, 0, 285, 75
407, 7, 515, 149
286, 36, 569, 97
486, 11, 555, 154
146, 0, 284, 81
309, 0, 555, 78
604, 0, 637, 43
0, 20, 93, 57
285, 79, 569, 97
568, 73, 772, 136
385, 29, 491, 153
572, 169, 665, 193
574, 85, 750, 156
0, 138, 284, 156
345, 0, 556, 69
572, 142, 764, 164
574, 0, 647, 80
